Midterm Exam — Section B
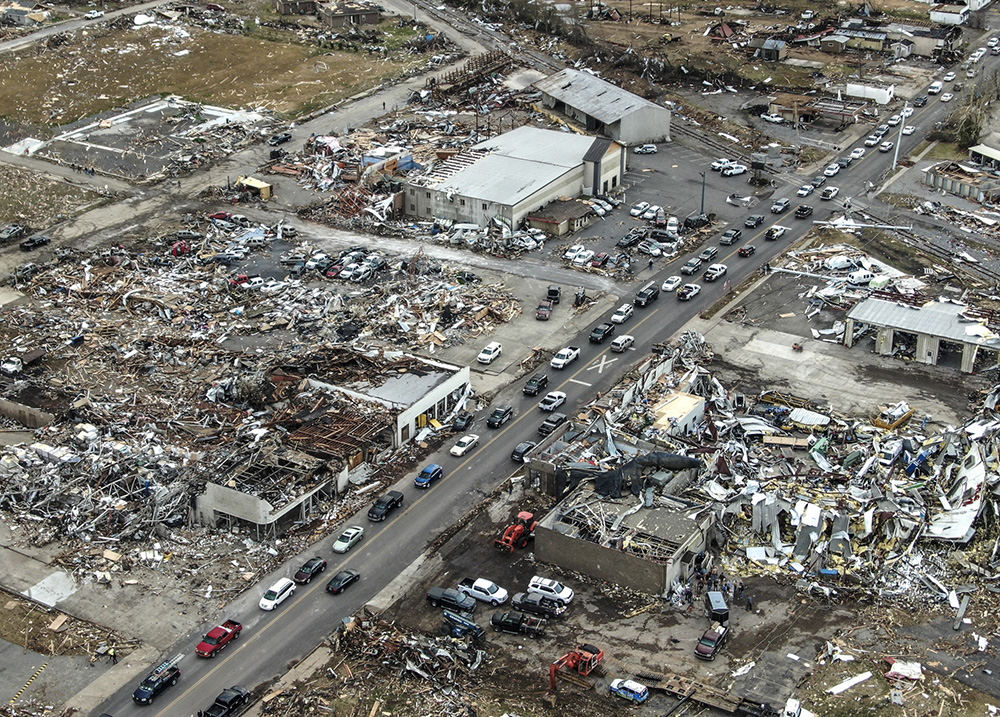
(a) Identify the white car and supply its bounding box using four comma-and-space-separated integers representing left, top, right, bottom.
820, 186, 840, 200
762, 113, 785, 123
589, 202, 606, 217
879, 141, 894, 153
634, 144, 657, 154
665, 216, 679, 234
902, 125, 916, 135
710, 158, 733, 171
562, 245, 586, 260
260, 280, 287, 294
572, 249, 595, 266
610, 303, 634, 324
864, 135, 880, 147
901, 107, 914, 117
332, 526, 364, 554
477, 342, 502, 364
823, 163, 840, 177
338, 262, 361, 280
796, 184, 814, 197
641, 204, 662, 221
944, 71, 956, 82
610, 335, 634, 353
941, 93, 954, 102
722, 164, 748, 176
629, 201, 650, 217
528, 575, 574, 605
661, 275, 682, 293
450, 434, 480, 456
887, 114, 901, 126
84, 9, 104, 18
989, 36, 999, 48
259, 577, 296, 610
850, 147, 866, 160
538, 391, 567, 412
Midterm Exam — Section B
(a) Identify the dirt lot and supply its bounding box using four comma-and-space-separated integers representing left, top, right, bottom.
0, 165, 103, 226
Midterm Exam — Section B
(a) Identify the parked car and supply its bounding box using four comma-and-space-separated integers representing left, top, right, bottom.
636, 239, 661, 256
629, 201, 650, 217
744, 214, 765, 228
450, 436, 479, 459
710, 158, 733, 171
293, 557, 328, 584
510, 441, 537, 462
661, 275, 682, 292
522, 374, 549, 396
332, 526, 364, 553
571, 249, 595, 266
738, 244, 756, 258
477, 342, 502, 365
259, 577, 296, 610
562, 244, 586, 260
721, 163, 748, 177
610, 335, 634, 353
487, 405, 514, 429
694, 624, 730, 660
452, 411, 475, 431
677, 283, 701, 301
538, 391, 567, 412
535, 300, 553, 320
719, 228, 742, 245
427, 586, 477, 612
609, 679, 649, 704
796, 184, 814, 197
414, 463, 444, 488
511, 592, 564, 619
770, 198, 790, 214
611, 303, 633, 324
634, 144, 657, 154
590, 251, 610, 268
641, 204, 661, 221
325, 569, 360, 594
268, 132, 292, 146
528, 576, 574, 605
19, 235, 50, 251
761, 113, 785, 124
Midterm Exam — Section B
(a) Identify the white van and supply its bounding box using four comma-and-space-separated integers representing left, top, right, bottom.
928, 81, 944, 95
847, 270, 875, 286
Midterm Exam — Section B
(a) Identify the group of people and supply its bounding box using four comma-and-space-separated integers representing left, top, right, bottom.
70, 163, 96, 176
681, 568, 757, 613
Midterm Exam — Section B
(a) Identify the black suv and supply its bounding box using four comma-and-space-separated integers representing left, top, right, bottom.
913, 95, 928, 107
794, 204, 814, 218
511, 441, 537, 462
268, 132, 292, 146
367, 490, 404, 521
132, 660, 181, 704
633, 283, 660, 307
538, 412, 568, 436
487, 405, 513, 428
522, 374, 549, 396
589, 323, 615, 344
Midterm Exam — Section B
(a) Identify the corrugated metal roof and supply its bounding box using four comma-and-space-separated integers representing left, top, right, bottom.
472, 125, 596, 168
434, 154, 573, 206
533, 68, 662, 125
847, 297, 1000, 346
583, 137, 613, 163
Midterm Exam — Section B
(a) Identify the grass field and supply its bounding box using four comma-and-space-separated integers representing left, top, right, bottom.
0, 19, 425, 125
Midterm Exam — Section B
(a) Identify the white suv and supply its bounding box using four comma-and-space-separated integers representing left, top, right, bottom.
477, 342, 502, 364
259, 577, 296, 610
528, 576, 574, 606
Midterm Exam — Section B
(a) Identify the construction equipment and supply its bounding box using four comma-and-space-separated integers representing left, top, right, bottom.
442, 610, 485, 643
495, 511, 537, 552
549, 643, 605, 692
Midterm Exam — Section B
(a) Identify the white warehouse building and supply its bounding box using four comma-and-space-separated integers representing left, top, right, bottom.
533, 68, 671, 146
403, 125, 625, 229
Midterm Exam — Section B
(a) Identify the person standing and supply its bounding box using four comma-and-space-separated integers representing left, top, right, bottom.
109, 647, 117, 664
746, 595, 754, 612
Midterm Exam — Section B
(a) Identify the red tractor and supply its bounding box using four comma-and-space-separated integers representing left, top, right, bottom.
549, 643, 605, 692
495, 511, 537, 552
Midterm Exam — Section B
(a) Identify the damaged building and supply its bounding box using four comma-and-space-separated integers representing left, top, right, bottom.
403, 125, 625, 228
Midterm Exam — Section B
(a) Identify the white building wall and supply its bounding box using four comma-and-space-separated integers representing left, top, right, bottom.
846, 82, 896, 105
930, 6, 969, 24
617, 104, 672, 144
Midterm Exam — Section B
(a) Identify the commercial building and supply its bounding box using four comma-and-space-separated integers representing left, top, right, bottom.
404, 126, 624, 229
318, 0, 380, 27
533, 68, 671, 146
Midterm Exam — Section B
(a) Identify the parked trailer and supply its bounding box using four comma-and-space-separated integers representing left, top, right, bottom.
638, 672, 779, 716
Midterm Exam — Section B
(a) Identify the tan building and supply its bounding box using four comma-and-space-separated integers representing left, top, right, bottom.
318, 0, 380, 27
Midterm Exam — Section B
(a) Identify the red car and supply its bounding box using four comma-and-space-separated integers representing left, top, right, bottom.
208, 212, 232, 221
293, 556, 327, 584
590, 252, 610, 268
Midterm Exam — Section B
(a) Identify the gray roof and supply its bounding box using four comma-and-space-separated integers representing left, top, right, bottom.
847, 297, 1000, 346
762, 38, 786, 50
533, 69, 662, 125
583, 137, 613, 163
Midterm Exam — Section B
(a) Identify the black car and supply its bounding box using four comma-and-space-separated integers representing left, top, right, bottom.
511, 441, 538, 462
616, 233, 640, 248
293, 556, 328, 584
19, 235, 50, 251
738, 245, 756, 258
486, 405, 513, 428
326, 569, 360, 594
684, 213, 709, 229
453, 411, 475, 431
456, 270, 480, 284
744, 215, 765, 228
132, 660, 181, 704
719, 229, 742, 245
522, 374, 549, 396
633, 283, 660, 307
268, 132, 292, 146
205, 686, 250, 717
913, 95, 928, 107
794, 204, 814, 218
589, 323, 615, 344
538, 412, 568, 436
367, 490, 403, 521
810, 175, 827, 188
837, 156, 853, 169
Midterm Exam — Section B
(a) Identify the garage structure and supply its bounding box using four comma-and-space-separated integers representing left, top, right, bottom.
403, 126, 624, 229
532, 68, 671, 146
845, 294, 1000, 373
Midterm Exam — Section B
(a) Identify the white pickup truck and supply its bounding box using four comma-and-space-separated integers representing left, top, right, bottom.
458, 577, 508, 606
550, 346, 580, 370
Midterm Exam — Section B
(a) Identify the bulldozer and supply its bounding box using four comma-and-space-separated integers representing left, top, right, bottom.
494, 511, 537, 552
549, 643, 605, 692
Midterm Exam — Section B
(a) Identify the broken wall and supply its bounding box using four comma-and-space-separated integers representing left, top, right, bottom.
0, 399, 54, 428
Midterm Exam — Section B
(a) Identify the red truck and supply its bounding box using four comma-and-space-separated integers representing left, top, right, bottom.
195, 620, 242, 657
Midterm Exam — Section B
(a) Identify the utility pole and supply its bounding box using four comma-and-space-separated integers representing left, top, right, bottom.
700, 171, 706, 215
891, 101, 908, 172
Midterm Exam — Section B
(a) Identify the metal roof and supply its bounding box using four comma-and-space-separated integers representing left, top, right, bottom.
847, 297, 1000, 346
533, 69, 662, 125
583, 137, 613, 163
434, 154, 575, 206
970, 144, 1000, 163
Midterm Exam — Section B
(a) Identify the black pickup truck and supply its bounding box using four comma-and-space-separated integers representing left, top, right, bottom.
426, 586, 476, 613
368, 490, 403, 521
511, 592, 565, 619
490, 611, 546, 638
205, 685, 250, 717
